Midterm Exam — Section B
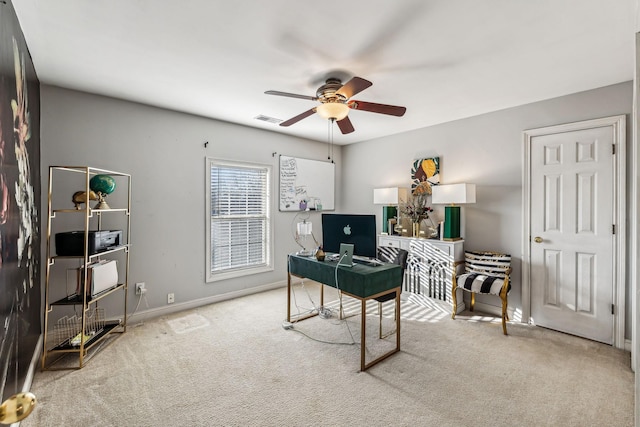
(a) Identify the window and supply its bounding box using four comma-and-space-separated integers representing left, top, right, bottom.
206, 158, 272, 282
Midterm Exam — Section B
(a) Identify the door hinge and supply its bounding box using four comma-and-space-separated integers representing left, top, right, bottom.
611, 304, 615, 315
612, 144, 616, 155
612, 224, 616, 235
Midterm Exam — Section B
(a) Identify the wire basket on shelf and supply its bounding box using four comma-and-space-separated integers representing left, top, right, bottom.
52, 308, 106, 349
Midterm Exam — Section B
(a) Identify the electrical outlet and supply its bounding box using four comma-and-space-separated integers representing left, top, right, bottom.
167, 293, 174, 304
135, 282, 146, 295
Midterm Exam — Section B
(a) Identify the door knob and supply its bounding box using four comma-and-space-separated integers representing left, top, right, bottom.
534, 236, 543, 243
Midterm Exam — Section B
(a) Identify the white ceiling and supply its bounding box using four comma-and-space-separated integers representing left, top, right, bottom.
12, 0, 637, 144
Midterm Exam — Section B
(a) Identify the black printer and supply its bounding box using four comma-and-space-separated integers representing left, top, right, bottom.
55, 230, 123, 256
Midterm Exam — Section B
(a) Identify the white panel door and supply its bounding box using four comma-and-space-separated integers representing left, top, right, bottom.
530, 126, 614, 344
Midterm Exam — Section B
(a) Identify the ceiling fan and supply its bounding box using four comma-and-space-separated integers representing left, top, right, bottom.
265, 76, 406, 134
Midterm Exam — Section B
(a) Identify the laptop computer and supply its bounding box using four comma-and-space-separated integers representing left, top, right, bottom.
337, 243, 354, 268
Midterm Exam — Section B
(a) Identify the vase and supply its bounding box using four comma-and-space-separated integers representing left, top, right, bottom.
412, 222, 420, 238
425, 217, 439, 239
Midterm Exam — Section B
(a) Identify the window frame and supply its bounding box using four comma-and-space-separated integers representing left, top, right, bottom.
206, 158, 273, 282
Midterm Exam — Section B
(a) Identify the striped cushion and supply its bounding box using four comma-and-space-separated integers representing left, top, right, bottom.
457, 273, 507, 295
377, 246, 408, 270
458, 251, 511, 295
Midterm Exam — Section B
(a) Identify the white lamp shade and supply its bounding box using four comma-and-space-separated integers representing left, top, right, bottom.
373, 187, 409, 205
431, 183, 476, 204
296, 221, 313, 235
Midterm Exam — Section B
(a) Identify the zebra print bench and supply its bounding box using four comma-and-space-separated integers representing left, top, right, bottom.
451, 251, 512, 334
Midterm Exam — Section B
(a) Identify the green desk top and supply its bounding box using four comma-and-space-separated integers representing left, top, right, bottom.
288, 254, 402, 299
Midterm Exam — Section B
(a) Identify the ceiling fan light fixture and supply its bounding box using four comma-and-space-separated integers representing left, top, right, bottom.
316, 102, 349, 121
265, 76, 406, 133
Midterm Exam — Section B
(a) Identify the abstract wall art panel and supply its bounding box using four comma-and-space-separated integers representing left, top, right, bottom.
0, 0, 42, 402
411, 157, 439, 195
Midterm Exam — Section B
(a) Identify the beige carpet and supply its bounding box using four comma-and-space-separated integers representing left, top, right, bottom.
23, 284, 634, 426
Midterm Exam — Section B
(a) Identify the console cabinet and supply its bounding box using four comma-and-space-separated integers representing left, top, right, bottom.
42, 166, 131, 370
378, 235, 465, 313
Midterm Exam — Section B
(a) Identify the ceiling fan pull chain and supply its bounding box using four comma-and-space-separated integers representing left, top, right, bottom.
327, 120, 331, 160
330, 119, 335, 161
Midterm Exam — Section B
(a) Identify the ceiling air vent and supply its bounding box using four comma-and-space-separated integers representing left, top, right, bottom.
254, 115, 282, 124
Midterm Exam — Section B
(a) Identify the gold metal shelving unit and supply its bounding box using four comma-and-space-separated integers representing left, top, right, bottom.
42, 166, 131, 370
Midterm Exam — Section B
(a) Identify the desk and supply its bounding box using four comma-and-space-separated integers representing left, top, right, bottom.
287, 254, 403, 371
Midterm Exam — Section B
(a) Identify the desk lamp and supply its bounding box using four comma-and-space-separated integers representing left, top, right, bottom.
373, 187, 409, 234
431, 183, 476, 240
295, 220, 317, 256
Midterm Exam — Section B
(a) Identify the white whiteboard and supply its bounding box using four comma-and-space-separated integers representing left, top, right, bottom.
279, 155, 335, 211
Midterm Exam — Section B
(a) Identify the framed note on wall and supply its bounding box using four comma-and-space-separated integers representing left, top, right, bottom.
279, 155, 335, 211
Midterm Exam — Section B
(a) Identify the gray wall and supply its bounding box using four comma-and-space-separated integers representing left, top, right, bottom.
340, 81, 633, 338
40, 85, 342, 321
40, 82, 633, 340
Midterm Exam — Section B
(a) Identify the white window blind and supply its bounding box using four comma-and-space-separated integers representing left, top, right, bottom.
207, 159, 272, 281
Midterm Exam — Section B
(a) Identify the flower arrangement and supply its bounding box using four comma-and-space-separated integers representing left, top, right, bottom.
400, 193, 433, 224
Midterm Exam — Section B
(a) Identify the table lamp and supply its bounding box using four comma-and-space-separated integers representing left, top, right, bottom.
373, 187, 409, 234
431, 183, 476, 240
295, 220, 317, 256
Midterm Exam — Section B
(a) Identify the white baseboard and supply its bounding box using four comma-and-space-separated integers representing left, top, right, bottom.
42, 281, 288, 354
126, 280, 287, 324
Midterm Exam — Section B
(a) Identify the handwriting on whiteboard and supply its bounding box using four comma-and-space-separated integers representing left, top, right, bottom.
279, 155, 334, 211
279, 157, 295, 208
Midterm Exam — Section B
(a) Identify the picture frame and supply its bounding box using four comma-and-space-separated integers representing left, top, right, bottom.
411, 157, 440, 195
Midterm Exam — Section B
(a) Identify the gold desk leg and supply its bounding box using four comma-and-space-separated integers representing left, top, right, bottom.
360, 286, 402, 371
360, 298, 366, 372
287, 272, 291, 323
396, 289, 401, 351
287, 274, 321, 323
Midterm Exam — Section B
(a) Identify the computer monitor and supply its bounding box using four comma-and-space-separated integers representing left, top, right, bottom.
321, 213, 377, 258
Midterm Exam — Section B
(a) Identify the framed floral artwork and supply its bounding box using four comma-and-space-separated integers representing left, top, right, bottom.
411, 157, 440, 195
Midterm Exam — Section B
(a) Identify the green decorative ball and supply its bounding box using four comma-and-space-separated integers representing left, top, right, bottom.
89, 174, 116, 195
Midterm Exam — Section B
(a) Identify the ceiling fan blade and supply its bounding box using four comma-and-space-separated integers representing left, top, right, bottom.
335, 77, 372, 99
265, 90, 318, 101
280, 108, 316, 127
348, 100, 406, 117
336, 116, 355, 134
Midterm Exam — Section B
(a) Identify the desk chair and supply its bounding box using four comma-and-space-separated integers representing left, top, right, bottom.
451, 251, 512, 334
375, 246, 408, 338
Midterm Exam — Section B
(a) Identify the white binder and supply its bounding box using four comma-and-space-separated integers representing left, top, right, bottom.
77, 260, 119, 297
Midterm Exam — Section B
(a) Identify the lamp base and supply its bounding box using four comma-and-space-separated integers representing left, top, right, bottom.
381, 206, 397, 234
93, 192, 110, 210
93, 200, 111, 210
443, 205, 461, 240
